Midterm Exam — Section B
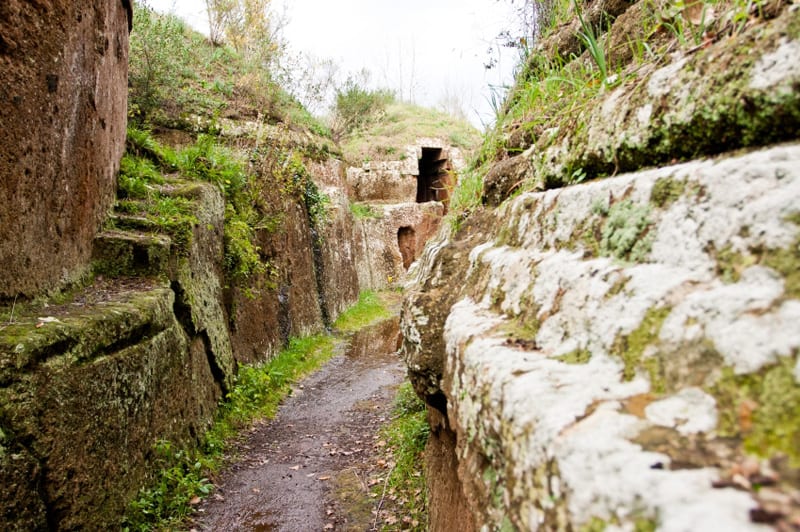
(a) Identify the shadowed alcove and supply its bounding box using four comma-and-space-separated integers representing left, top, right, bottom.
397, 226, 416, 269
417, 147, 452, 209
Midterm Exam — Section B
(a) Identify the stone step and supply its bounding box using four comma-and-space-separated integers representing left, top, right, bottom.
91, 230, 172, 279
0, 281, 173, 384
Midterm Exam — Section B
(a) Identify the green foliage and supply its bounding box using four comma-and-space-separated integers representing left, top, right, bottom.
118, 155, 163, 199
223, 206, 267, 287
303, 178, 330, 230
349, 203, 381, 220
332, 76, 396, 139
126, 126, 178, 167
128, 5, 192, 122
175, 134, 247, 197
375, 382, 430, 530
600, 200, 654, 262
122, 440, 212, 531
574, 0, 608, 81
332, 291, 392, 332
446, 166, 485, 231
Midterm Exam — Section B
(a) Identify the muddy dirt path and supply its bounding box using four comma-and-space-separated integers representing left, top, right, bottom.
191, 317, 405, 531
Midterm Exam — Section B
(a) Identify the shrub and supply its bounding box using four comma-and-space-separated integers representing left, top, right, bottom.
332, 76, 395, 139
128, 5, 191, 122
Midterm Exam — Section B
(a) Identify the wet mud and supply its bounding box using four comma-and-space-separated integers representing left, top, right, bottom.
192, 317, 404, 531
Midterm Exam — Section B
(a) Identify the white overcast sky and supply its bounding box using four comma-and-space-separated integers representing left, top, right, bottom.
144, 0, 518, 128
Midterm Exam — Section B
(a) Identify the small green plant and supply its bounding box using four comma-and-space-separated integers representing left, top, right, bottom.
122, 440, 212, 531
574, 0, 608, 82
333, 291, 392, 332
117, 154, 163, 199
373, 381, 429, 530
175, 134, 247, 197
350, 202, 380, 219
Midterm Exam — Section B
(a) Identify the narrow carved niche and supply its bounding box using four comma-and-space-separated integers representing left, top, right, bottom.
397, 226, 416, 269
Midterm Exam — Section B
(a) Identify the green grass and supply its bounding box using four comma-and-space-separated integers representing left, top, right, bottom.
333, 290, 392, 332
445, 165, 486, 231
122, 334, 336, 531
373, 381, 430, 531
340, 102, 481, 164
350, 202, 381, 219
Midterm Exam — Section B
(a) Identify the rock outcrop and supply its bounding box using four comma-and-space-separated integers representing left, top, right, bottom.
0, 181, 227, 529
0, 0, 131, 299
402, 2, 800, 530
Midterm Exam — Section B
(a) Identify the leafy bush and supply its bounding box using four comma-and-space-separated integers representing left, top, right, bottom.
332, 76, 395, 139
128, 5, 191, 122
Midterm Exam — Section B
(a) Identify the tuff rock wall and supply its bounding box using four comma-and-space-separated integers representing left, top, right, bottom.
402, 2, 800, 530
0, 0, 132, 299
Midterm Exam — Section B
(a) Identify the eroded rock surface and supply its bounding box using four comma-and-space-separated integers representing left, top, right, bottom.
403, 145, 800, 529
0, 0, 131, 299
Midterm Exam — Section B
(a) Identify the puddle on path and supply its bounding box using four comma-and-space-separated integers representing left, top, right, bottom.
192, 317, 404, 531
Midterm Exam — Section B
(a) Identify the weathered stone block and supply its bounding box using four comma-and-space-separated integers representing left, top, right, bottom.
0, 285, 222, 530
0, 0, 131, 299
403, 144, 800, 530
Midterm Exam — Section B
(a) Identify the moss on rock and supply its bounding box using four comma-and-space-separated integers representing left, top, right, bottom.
612, 305, 671, 384
649, 176, 686, 208
600, 200, 654, 262
710, 355, 800, 466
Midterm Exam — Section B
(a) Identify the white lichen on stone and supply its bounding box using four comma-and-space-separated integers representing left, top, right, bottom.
427, 145, 800, 530
647, 58, 689, 98
644, 387, 718, 435
661, 267, 800, 374
749, 38, 800, 91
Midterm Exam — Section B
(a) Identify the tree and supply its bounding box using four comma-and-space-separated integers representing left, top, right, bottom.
205, 0, 287, 77
204, 0, 237, 46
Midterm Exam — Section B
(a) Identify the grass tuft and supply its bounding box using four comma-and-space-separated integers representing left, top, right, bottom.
333, 291, 392, 332
373, 381, 430, 531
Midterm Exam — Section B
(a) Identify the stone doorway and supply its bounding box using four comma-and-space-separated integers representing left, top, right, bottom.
397, 226, 416, 269
416, 147, 451, 208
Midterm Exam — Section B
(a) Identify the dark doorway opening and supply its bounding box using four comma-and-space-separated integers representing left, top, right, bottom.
417, 147, 451, 208
397, 226, 416, 270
